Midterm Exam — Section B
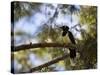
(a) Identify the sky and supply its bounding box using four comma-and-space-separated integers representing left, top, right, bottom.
14, 3, 82, 46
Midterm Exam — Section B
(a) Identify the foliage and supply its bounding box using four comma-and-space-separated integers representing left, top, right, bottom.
11, 2, 97, 73
12, 1, 42, 22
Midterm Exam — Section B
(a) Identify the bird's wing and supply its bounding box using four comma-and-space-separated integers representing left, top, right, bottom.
68, 31, 76, 44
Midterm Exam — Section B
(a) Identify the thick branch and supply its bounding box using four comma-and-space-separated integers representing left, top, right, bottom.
11, 43, 76, 52
19, 53, 69, 73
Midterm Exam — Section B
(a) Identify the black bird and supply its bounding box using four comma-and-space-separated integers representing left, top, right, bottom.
68, 31, 76, 44
68, 31, 76, 59
60, 26, 69, 36
60, 26, 76, 59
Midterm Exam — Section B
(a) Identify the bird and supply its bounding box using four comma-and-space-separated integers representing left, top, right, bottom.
68, 31, 76, 44
59, 26, 76, 62
68, 31, 76, 60
59, 26, 69, 36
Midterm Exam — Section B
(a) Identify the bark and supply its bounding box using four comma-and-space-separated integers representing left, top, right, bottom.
11, 43, 76, 52
19, 53, 69, 73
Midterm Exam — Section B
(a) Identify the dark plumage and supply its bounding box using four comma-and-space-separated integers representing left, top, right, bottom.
69, 48, 76, 59
60, 26, 69, 36
68, 31, 76, 44
62, 31, 67, 36
68, 31, 76, 59
60, 26, 76, 59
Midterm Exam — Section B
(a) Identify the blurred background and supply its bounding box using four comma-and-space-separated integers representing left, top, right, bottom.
11, 1, 97, 73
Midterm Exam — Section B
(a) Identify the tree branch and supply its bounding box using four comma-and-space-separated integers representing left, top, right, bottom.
19, 53, 69, 73
11, 43, 76, 52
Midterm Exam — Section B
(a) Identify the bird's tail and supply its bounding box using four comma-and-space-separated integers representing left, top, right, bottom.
69, 48, 76, 66
69, 48, 76, 58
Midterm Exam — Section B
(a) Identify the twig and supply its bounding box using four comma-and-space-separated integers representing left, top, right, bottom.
19, 53, 69, 73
